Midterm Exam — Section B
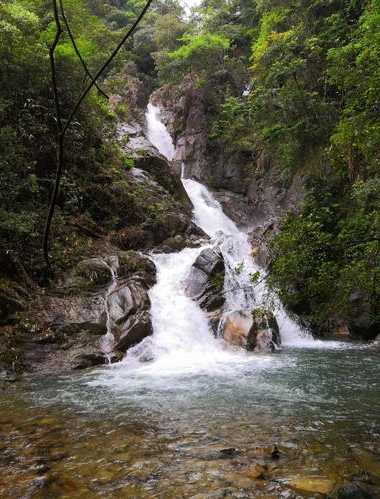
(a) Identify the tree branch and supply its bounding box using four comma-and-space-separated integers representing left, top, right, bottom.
43, 0, 63, 267
62, 0, 153, 135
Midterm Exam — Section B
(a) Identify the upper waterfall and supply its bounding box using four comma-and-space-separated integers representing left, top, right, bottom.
145, 103, 175, 161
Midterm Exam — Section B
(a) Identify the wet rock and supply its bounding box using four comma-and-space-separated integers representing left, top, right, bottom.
334, 321, 351, 338
219, 448, 240, 458
222, 308, 281, 352
157, 235, 188, 253
109, 279, 151, 325
242, 463, 267, 480
185, 247, 225, 318
118, 251, 156, 286
71, 349, 107, 370
248, 223, 277, 268
115, 310, 153, 353
56, 321, 106, 337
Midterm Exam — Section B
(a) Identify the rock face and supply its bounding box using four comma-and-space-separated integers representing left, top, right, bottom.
185, 246, 225, 332
22, 252, 156, 373
222, 308, 281, 352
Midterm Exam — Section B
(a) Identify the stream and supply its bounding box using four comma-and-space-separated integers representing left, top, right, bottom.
0, 104, 379, 498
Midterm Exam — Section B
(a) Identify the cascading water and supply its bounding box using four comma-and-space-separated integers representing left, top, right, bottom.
87, 100, 351, 393
180, 178, 315, 346
144, 101, 315, 355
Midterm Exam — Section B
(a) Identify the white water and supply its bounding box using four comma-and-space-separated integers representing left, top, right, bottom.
181, 178, 320, 347
110, 102, 347, 379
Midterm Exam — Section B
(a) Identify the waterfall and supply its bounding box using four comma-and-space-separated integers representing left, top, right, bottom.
146, 103, 175, 161
132, 101, 315, 372
181, 179, 314, 346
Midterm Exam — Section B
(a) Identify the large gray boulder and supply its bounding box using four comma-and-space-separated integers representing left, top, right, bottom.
185, 247, 225, 311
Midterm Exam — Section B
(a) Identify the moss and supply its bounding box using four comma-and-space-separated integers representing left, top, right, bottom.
210, 271, 225, 292
75, 259, 111, 286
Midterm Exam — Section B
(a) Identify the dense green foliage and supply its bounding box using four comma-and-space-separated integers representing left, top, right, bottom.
0, 0, 184, 280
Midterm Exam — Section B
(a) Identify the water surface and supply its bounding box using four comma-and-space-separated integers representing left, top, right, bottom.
1, 345, 379, 498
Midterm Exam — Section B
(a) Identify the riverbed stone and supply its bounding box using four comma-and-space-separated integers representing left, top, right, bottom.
289, 476, 335, 495
329, 483, 375, 499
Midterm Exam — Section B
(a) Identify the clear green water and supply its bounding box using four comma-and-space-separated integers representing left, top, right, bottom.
1, 345, 379, 498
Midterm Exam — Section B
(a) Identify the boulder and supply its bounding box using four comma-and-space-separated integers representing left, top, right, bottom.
62, 256, 116, 294
115, 310, 153, 352
24, 252, 156, 372
222, 308, 281, 352
185, 247, 225, 312
118, 251, 156, 287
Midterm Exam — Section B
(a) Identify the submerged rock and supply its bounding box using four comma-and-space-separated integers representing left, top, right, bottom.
329, 483, 375, 499
222, 308, 281, 352
289, 476, 335, 495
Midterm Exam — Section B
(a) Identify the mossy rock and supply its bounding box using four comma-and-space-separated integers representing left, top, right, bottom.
0, 279, 27, 322
110, 226, 151, 250
75, 258, 112, 286
118, 251, 156, 286
62, 258, 113, 294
